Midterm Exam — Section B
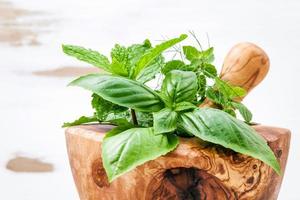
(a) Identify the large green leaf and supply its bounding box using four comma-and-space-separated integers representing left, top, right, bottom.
102, 127, 179, 182
132, 34, 187, 78
153, 108, 177, 134
161, 70, 198, 106
178, 108, 280, 174
62, 45, 111, 71
69, 74, 164, 112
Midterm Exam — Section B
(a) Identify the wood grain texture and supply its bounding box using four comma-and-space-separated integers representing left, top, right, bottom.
65, 125, 290, 200
200, 42, 270, 108
220, 42, 269, 93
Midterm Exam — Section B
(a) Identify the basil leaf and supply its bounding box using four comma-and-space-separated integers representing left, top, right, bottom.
133, 34, 187, 78
232, 102, 253, 122
183, 46, 200, 61
178, 108, 280, 174
215, 78, 247, 99
161, 70, 198, 106
69, 74, 164, 112
102, 127, 179, 182
153, 108, 177, 134
62, 115, 98, 127
104, 124, 133, 138
231, 86, 247, 98
62, 45, 111, 71
107, 118, 133, 127
223, 107, 236, 117
175, 102, 197, 112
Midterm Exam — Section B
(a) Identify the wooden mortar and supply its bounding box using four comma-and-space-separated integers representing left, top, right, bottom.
65, 43, 290, 200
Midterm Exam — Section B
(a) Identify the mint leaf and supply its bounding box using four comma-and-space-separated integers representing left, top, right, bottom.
183, 46, 214, 63
62, 116, 98, 127
202, 63, 217, 78
206, 86, 228, 106
127, 40, 152, 68
197, 74, 206, 98
199, 47, 214, 63
178, 108, 281, 174
183, 46, 199, 61
91, 93, 128, 121
69, 74, 164, 112
62, 45, 111, 71
126, 40, 163, 83
102, 127, 179, 182
162, 60, 185, 75
133, 34, 187, 78
232, 102, 253, 122
136, 111, 153, 127
161, 70, 198, 106
110, 44, 130, 76
153, 108, 177, 134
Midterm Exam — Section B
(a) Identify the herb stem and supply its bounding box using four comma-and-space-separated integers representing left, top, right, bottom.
131, 109, 138, 126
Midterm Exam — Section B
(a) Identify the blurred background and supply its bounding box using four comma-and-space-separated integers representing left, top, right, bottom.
0, 0, 299, 199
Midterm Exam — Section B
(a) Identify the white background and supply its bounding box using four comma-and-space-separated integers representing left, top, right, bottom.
0, 0, 299, 199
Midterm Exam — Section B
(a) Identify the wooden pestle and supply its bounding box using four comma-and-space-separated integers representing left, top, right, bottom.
200, 42, 270, 107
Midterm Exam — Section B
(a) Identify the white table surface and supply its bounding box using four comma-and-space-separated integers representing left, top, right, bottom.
0, 0, 299, 199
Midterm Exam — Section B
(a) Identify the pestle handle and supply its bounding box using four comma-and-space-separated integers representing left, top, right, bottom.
200, 42, 270, 107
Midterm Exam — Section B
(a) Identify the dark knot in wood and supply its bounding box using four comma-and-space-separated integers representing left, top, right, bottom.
146, 167, 235, 200
91, 159, 109, 188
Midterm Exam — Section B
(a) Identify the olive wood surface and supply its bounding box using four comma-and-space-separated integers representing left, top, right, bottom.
65, 125, 290, 200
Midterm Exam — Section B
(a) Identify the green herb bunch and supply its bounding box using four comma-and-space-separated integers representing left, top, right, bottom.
62, 34, 280, 182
